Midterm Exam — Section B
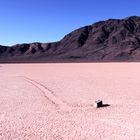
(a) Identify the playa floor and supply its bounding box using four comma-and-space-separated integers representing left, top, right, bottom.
0, 63, 140, 140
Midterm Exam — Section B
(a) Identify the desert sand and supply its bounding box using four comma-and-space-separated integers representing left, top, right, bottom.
0, 63, 140, 139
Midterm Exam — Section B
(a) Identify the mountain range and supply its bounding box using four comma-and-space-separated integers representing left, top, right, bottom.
1, 16, 140, 62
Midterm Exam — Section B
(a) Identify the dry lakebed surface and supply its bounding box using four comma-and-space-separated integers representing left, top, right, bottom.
0, 63, 140, 140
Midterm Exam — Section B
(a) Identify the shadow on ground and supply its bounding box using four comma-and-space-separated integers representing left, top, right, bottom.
101, 104, 110, 108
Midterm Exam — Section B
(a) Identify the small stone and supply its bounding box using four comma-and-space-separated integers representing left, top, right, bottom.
94, 100, 103, 108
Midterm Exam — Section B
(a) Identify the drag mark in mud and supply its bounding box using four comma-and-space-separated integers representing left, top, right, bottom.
19, 76, 70, 109
18, 76, 95, 110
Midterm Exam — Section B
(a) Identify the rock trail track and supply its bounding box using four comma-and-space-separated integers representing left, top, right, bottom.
20, 76, 66, 109
20, 76, 94, 110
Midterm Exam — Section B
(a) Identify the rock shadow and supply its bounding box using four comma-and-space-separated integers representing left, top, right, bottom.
101, 104, 110, 108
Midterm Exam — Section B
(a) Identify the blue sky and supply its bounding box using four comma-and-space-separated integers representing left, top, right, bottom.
0, 0, 140, 46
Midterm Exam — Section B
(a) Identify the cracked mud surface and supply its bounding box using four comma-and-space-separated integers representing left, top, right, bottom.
0, 63, 140, 139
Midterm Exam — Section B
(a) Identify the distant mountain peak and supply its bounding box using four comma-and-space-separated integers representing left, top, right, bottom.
1, 16, 140, 62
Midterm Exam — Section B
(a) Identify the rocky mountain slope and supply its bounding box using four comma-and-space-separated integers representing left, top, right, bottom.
1, 16, 140, 62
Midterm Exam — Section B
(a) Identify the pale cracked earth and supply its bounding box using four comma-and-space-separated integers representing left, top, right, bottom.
0, 63, 140, 140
